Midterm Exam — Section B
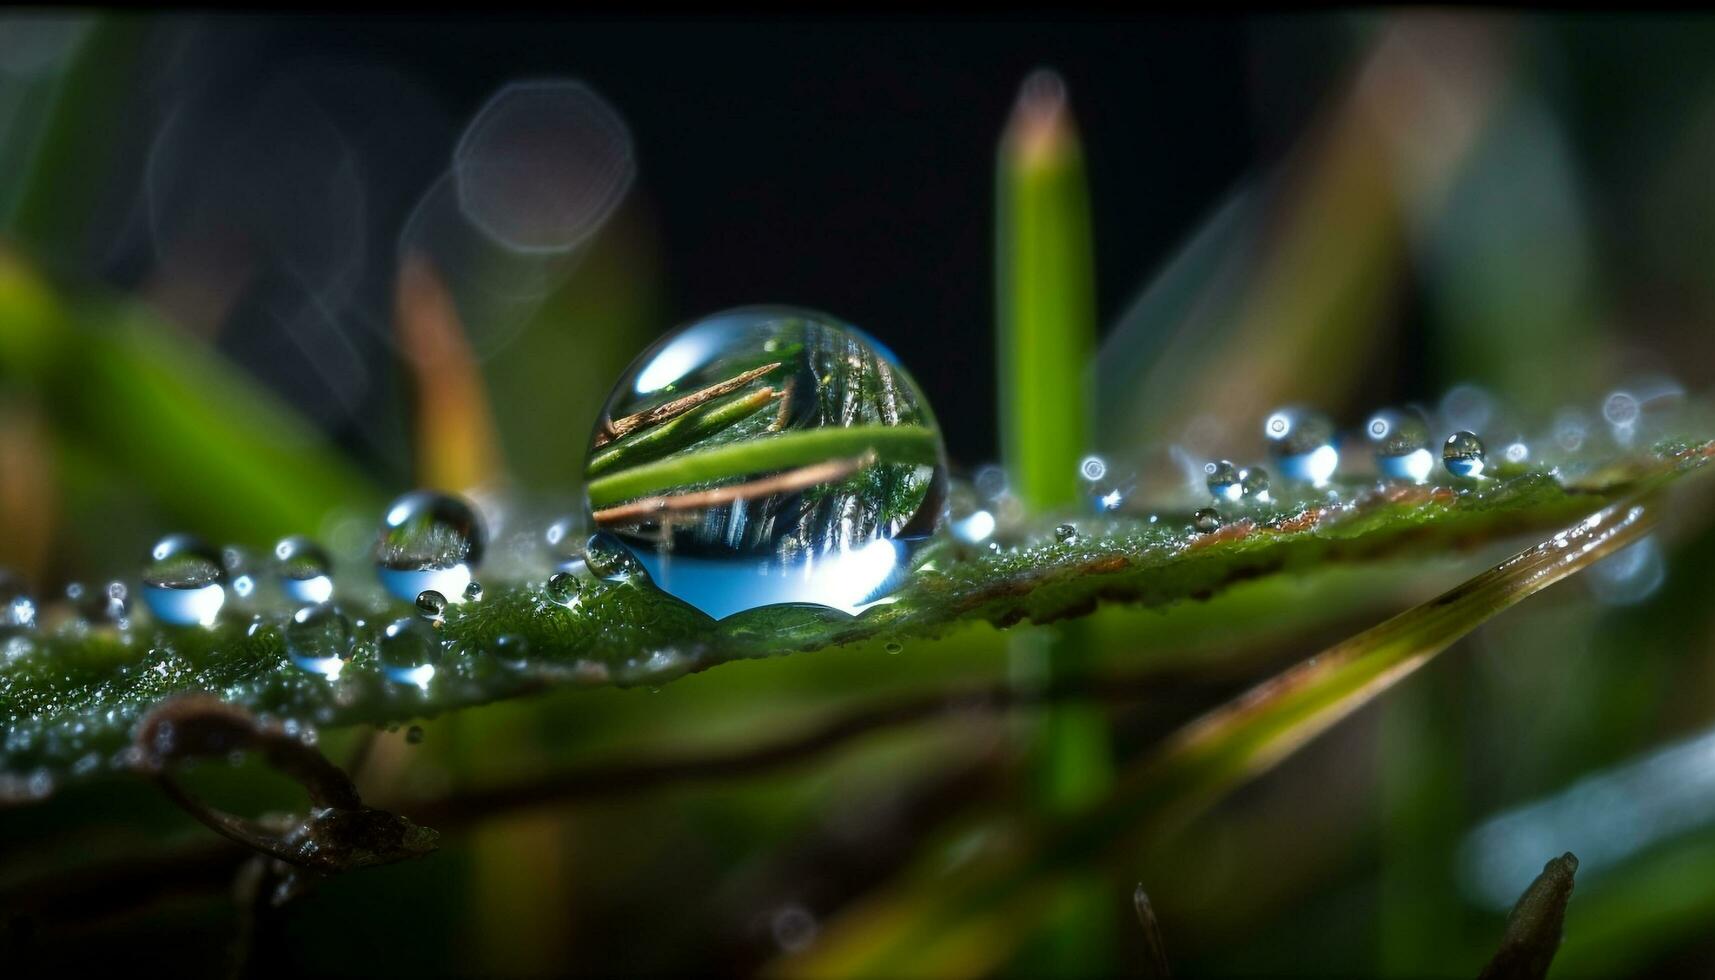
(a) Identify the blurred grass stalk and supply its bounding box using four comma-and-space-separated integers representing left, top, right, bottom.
996, 69, 1114, 973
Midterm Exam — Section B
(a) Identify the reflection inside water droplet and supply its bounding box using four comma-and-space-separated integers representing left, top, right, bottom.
1192, 508, 1221, 533
584, 307, 946, 619
547, 571, 582, 605
141, 534, 227, 627
374, 491, 485, 605
1443, 430, 1487, 478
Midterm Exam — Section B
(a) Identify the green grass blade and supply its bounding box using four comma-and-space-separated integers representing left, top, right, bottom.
584, 423, 939, 508
781, 478, 1686, 977
587, 385, 779, 478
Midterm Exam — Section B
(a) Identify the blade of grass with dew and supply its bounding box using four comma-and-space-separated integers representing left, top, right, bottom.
587, 384, 780, 478
0, 250, 382, 545
997, 68, 1114, 973
584, 424, 938, 507
780, 479, 1688, 978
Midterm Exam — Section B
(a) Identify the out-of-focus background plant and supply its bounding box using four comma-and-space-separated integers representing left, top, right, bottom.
3, 11, 1715, 976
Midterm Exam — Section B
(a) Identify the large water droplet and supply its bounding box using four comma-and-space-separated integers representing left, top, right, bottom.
374, 491, 485, 605
1205, 460, 1242, 503
379, 615, 440, 689
1443, 431, 1487, 478
285, 604, 354, 679
141, 534, 227, 626
1264, 407, 1338, 486
274, 535, 335, 606
584, 307, 946, 618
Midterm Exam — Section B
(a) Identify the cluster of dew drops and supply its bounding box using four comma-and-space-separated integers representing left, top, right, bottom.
0, 374, 1681, 799
947, 381, 1682, 552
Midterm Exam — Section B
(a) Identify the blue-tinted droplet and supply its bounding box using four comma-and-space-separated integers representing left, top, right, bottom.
583, 306, 946, 618
274, 536, 334, 606
1367, 410, 1433, 483
1264, 408, 1339, 486
1192, 508, 1221, 533
1205, 460, 1243, 503
379, 616, 440, 688
141, 534, 227, 626
286, 604, 354, 679
0, 571, 35, 633
1443, 431, 1487, 478
374, 491, 485, 605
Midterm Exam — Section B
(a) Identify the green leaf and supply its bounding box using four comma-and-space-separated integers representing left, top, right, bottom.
3, 441, 1709, 796
773, 452, 1705, 978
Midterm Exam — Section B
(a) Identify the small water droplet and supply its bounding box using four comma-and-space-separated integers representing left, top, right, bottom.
584, 306, 945, 618
405, 725, 425, 745
285, 604, 354, 679
141, 534, 227, 626
416, 589, 447, 620
947, 483, 996, 546
1192, 508, 1221, 533
1367, 409, 1434, 483
1054, 523, 1078, 544
463, 581, 484, 603
379, 616, 440, 689
493, 633, 530, 669
375, 491, 485, 605
583, 532, 648, 583
1504, 440, 1530, 464
1264, 408, 1338, 486
1205, 460, 1243, 503
884, 640, 903, 655
547, 571, 582, 605
1078, 455, 1108, 482
973, 464, 1008, 501
1443, 431, 1487, 478
1240, 466, 1271, 503
0, 571, 37, 633
274, 536, 335, 605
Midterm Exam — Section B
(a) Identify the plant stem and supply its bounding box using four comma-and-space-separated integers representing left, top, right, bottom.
996, 68, 1113, 975
587, 384, 779, 478
584, 424, 939, 508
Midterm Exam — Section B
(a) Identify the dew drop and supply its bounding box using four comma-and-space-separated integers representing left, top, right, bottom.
463, 581, 484, 603
494, 633, 530, 669
374, 490, 485, 605
1054, 523, 1078, 544
547, 571, 582, 605
1241, 466, 1272, 503
273, 536, 335, 606
141, 534, 227, 627
947, 483, 996, 546
1264, 408, 1338, 486
378, 616, 440, 689
285, 604, 355, 680
583, 307, 946, 618
416, 589, 447, 621
584, 532, 648, 583
884, 640, 903, 655
1504, 440, 1530, 464
1443, 431, 1487, 478
1204, 460, 1243, 503
1192, 508, 1221, 533
0, 572, 37, 633
1366, 409, 1434, 483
